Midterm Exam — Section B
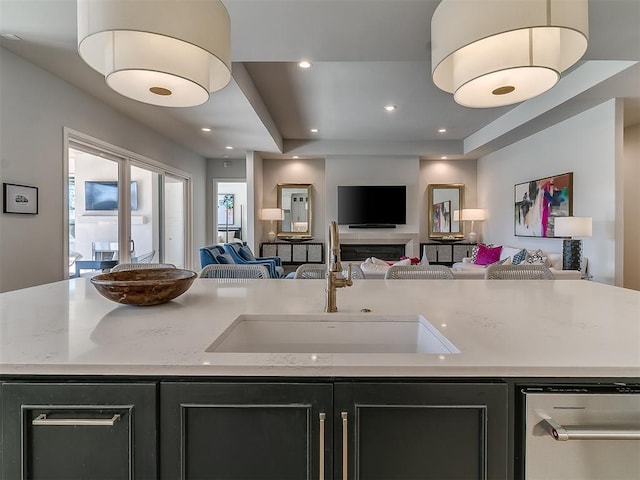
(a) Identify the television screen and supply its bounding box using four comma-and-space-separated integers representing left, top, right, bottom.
85, 181, 138, 211
338, 185, 406, 226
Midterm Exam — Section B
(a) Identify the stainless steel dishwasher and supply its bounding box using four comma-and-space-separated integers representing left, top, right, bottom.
523, 385, 640, 480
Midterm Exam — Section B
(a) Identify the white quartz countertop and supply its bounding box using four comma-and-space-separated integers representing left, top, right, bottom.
1, 278, 639, 378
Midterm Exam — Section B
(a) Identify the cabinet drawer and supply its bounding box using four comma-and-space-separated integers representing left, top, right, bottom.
1, 382, 157, 480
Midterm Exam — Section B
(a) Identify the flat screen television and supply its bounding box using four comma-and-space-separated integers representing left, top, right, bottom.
338, 185, 406, 227
85, 181, 138, 211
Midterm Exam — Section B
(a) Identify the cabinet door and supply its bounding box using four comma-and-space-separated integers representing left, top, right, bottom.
335, 382, 508, 480
277, 244, 293, 262
437, 245, 453, 264
161, 382, 333, 480
1, 382, 157, 480
261, 243, 278, 257
453, 244, 471, 263
424, 245, 438, 264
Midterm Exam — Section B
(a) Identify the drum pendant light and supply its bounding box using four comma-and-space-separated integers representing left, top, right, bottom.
77, 0, 231, 107
431, 0, 588, 108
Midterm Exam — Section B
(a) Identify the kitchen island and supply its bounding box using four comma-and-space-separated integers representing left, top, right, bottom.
0, 277, 638, 377
1, 278, 639, 479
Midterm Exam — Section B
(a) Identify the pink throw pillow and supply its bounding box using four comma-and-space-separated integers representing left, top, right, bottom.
474, 244, 503, 266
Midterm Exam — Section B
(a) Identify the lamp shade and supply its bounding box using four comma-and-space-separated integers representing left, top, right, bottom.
77, 0, 231, 107
431, 0, 588, 107
261, 208, 284, 221
554, 216, 592, 238
461, 209, 486, 221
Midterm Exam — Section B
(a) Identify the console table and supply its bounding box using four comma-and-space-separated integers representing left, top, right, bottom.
260, 242, 324, 265
420, 242, 475, 267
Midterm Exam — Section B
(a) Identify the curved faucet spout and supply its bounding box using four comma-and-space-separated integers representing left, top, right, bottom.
326, 221, 352, 312
328, 220, 342, 273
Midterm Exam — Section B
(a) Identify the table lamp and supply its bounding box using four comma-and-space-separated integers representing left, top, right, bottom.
554, 216, 592, 271
461, 208, 485, 244
261, 208, 283, 242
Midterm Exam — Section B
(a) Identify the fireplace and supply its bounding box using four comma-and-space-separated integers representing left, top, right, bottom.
340, 244, 406, 261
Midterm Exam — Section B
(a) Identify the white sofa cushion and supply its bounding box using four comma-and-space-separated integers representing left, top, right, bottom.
360, 257, 412, 276
546, 253, 563, 270
360, 258, 409, 279
500, 246, 522, 261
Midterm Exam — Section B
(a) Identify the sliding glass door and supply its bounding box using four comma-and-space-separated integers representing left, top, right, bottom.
129, 164, 159, 265
163, 175, 186, 268
68, 147, 123, 277
66, 136, 191, 277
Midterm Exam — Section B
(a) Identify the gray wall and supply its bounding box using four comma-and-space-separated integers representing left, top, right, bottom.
0, 48, 207, 292
477, 100, 619, 285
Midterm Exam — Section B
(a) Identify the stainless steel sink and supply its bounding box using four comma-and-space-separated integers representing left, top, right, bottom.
206, 314, 459, 354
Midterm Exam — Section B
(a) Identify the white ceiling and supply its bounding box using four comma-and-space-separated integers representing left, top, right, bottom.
1, 0, 639, 161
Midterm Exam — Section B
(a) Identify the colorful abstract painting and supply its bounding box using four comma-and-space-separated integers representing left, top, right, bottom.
432, 200, 451, 233
514, 172, 572, 237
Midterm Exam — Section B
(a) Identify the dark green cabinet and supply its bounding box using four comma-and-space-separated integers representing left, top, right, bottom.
0, 382, 157, 480
334, 382, 508, 480
160, 381, 507, 480
1, 379, 508, 479
161, 382, 333, 480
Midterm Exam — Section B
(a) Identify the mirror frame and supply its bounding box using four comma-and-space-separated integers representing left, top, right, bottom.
277, 183, 313, 239
427, 183, 465, 239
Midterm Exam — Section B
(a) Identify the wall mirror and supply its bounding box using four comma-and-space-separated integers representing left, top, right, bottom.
427, 184, 465, 239
277, 183, 312, 239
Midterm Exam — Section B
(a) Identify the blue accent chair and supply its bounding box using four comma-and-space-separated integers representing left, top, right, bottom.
224, 243, 282, 266
222, 243, 284, 278
199, 245, 227, 268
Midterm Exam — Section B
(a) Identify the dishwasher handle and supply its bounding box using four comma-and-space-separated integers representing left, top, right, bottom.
540, 417, 640, 441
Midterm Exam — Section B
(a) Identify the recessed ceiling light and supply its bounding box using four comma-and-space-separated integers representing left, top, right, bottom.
292, 155, 300, 159
225, 146, 233, 150
201, 127, 212, 132
438, 128, 447, 133
298, 60, 311, 69
441, 156, 448, 160
310, 128, 319, 133
384, 104, 397, 112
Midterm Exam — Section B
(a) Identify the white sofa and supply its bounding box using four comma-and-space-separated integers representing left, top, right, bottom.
357, 247, 587, 280
355, 257, 411, 279
451, 246, 587, 280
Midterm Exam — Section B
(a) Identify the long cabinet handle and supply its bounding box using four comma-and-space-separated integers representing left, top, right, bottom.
540, 418, 640, 441
32, 413, 121, 427
319, 412, 326, 480
342, 411, 348, 480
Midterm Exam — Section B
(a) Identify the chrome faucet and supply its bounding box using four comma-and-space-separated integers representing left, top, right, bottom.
326, 221, 352, 312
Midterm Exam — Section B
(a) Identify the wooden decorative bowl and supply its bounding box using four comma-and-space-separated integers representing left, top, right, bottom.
90, 268, 197, 306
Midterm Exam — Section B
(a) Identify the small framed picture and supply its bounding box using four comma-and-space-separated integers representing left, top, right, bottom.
3, 183, 39, 214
